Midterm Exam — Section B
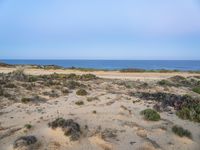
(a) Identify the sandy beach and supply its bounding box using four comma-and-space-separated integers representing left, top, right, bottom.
0, 66, 200, 150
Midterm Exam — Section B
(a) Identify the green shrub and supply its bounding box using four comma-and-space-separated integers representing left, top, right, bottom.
75, 101, 84, 105
27, 76, 38, 82
140, 109, 161, 121
176, 103, 200, 123
172, 125, 192, 138
21, 98, 31, 103
24, 124, 32, 129
76, 89, 87, 96
192, 87, 200, 94
158, 80, 172, 86
80, 74, 97, 80
66, 81, 81, 89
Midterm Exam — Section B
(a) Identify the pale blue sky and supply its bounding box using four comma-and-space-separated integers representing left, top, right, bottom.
0, 0, 200, 59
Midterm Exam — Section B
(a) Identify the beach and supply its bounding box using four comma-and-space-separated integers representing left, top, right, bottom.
0, 66, 200, 150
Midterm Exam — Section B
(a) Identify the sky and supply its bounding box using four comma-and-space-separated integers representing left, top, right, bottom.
0, 0, 200, 60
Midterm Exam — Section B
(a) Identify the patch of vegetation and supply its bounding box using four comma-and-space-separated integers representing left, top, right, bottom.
158, 80, 172, 86
4, 83, 16, 88
87, 96, 99, 102
75, 100, 84, 105
21, 98, 32, 103
62, 88, 69, 94
172, 125, 192, 138
140, 109, 161, 121
176, 103, 200, 123
192, 87, 200, 94
76, 89, 87, 96
24, 124, 32, 129
92, 110, 97, 114
48, 118, 81, 141
66, 80, 84, 89
27, 75, 38, 82
80, 74, 97, 80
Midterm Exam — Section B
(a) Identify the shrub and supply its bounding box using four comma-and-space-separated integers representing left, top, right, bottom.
21, 98, 31, 103
192, 87, 200, 94
158, 80, 172, 86
24, 124, 32, 129
66, 81, 81, 89
92, 110, 97, 114
4, 83, 16, 88
172, 125, 192, 138
48, 118, 81, 141
140, 109, 161, 121
27, 76, 38, 82
80, 74, 97, 80
75, 101, 84, 105
176, 103, 200, 123
76, 89, 87, 96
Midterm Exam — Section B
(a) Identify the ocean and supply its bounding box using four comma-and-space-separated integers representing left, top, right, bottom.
1, 60, 200, 71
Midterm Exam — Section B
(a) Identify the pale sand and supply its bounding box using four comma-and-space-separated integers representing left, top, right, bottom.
0, 67, 199, 150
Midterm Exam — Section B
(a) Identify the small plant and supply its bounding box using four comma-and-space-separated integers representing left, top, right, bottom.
4, 83, 16, 88
158, 80, 172, 86
24, 124, 32, 129
92, 110, 97, 114
172, 125, 192, 138
192, 87, 200, 94
140, 109, 161, 121
75, 101, 84, 105
76, 89, 87, 96
21, 98, 31, 103
176, 103, 200, 123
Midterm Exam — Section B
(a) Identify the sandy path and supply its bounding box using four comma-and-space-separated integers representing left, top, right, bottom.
0, 67, 199, 81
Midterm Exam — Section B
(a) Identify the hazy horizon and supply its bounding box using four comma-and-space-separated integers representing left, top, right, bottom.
1, 0, 200, 60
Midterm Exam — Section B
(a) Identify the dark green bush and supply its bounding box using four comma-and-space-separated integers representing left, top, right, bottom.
158, 80, 172, 86
192, 87, 200, 94
140, 109, 161, 121
172, 125, 192, 138
176, 103, 200, 123
76, 89, 87, 96
75, 101, 84, 105
21, 98, 31, 103
24, 124, 32, 129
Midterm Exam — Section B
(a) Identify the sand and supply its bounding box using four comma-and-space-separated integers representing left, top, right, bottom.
0, 67, 200, 150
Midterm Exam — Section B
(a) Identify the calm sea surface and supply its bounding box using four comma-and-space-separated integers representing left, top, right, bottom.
1, 60, 200, 71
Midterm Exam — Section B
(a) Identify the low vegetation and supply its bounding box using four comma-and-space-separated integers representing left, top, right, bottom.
176, 103, 200, 123
76, 89, 87, 96
140, 109, 161, 121
48, 118, 81, 141
24, 124, 32, 129
21, 98, 32, 103
192, 87, 200, 94
172, 125, 192, 138
75, 100, 84, 105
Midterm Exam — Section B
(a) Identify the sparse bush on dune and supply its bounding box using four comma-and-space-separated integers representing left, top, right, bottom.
76, 89, 87, 96
80, 74, 97, 80
24, 124, 32, 129
172, 125, 192, 138
21, 97, 32, 103
176, 103, 200, 123
158, 80, 172, 86
66, 80, 85, 89
75, 100, 84, 105
192, 87, 200, 94
4, 83, 16, 88
48, 118, 81, 141
140, 109, 161, 121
